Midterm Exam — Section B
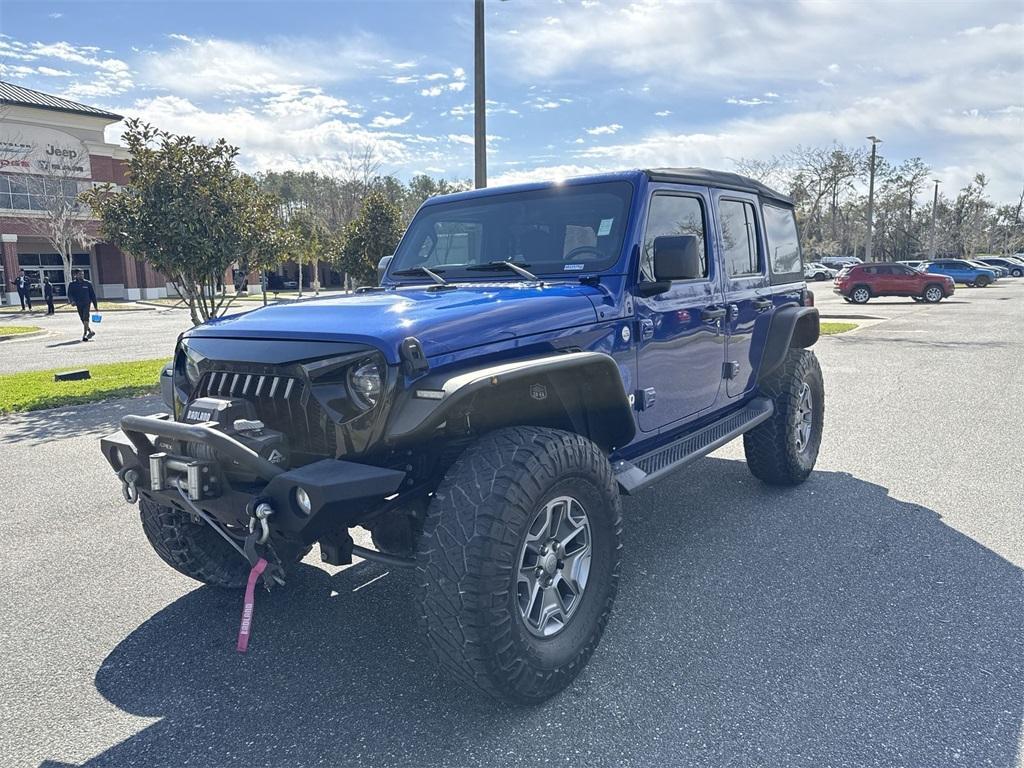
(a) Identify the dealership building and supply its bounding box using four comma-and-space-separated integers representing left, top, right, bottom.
0, 80, 170, 305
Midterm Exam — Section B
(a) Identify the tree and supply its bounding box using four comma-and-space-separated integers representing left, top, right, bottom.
13, 137, 94, 294
81, 119, 285, 325
334, 190, 403, 287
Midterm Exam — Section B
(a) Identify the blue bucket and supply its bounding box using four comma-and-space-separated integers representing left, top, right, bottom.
91, 313, 102, 323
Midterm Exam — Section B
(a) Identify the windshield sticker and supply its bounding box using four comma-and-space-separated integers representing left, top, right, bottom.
563, 263, 586, 271
597, 218, 614, 236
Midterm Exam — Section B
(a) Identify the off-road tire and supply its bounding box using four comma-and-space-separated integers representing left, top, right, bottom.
417, 426, 622, 704
850, 286, 871, 304
139, 496, 252, 588
922, 284, 944, 303
744, 349, 824, 486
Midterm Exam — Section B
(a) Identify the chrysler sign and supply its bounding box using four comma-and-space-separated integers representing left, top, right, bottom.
0, 124, 91, 179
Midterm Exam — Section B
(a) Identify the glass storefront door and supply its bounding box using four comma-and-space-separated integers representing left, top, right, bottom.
17, 253, 91, 298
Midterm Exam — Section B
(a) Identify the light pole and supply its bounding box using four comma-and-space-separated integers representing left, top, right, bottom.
864, 135, 882, 262
929, 179, 941, 259
474, 0, 487, 189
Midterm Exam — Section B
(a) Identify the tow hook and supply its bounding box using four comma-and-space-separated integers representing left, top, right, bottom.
248, 502, 274, 546
120, 468, 140, 504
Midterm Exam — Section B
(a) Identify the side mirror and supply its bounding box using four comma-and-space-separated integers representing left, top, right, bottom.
377, 254, 393, 283
653, 235, 702, 281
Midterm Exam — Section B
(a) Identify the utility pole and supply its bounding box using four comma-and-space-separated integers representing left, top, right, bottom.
864, 135, 882, 262
474, 0, 487, 189
929, 179, 941, 259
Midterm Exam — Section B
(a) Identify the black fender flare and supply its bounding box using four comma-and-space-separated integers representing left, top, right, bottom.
384, 351, 636, 451
757, 305, 820, 381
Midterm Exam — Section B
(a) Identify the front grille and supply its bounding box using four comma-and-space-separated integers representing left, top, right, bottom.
195, 370, 337, 457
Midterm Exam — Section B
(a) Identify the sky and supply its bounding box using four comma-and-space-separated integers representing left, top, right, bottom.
0, 0, 1021, 201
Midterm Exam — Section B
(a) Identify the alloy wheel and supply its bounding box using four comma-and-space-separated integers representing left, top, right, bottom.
925, 286, 942, 302
794, 382, 814, 453
516, 495, 592, 638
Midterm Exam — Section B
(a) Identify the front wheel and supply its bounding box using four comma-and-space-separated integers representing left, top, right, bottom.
744, 349, 824, 486
923, 284, 944, 303
417, 426, 622, 703
975, 275, 991, 287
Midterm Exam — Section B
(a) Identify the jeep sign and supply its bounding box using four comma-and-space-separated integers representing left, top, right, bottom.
0, 124, 91, 179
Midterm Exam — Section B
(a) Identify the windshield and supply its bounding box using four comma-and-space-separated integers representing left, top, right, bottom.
389, 181, 633, 279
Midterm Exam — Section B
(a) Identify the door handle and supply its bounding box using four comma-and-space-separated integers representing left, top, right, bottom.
701, 306, 727, 322
752, 298, 773, 311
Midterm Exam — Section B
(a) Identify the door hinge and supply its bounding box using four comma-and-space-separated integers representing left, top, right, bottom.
634, 387, 656, 411
723, 361, 740, 380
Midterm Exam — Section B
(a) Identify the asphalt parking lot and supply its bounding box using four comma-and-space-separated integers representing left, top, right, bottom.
1, 282, 1022, 768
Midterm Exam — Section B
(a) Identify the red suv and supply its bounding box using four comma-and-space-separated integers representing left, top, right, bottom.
834, 263, 955, 304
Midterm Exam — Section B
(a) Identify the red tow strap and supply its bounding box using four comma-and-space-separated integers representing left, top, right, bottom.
236, 557, 267, 653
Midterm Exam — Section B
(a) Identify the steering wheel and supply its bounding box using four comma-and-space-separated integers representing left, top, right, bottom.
563, 245, 604, 261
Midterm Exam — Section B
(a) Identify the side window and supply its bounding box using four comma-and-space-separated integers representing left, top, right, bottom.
641, 194, 707, 281
761, 203, 802, 282
719, 200, 760, 277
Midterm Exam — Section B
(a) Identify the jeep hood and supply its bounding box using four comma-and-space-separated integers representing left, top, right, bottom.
187, 282, 603, 364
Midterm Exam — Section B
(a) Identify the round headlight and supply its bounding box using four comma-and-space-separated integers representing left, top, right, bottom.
183, 347, 202, 387
349, 361, 382, 409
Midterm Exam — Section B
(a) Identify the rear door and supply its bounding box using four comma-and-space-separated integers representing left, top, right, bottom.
713, 191, 769, 398
634, 185, 726, 431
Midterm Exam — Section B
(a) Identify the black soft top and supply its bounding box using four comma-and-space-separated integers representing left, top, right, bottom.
645, 167, 792, 206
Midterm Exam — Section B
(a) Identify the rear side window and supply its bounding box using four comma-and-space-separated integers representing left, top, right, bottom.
761, 203, 802, 283
718, 200, 760, 277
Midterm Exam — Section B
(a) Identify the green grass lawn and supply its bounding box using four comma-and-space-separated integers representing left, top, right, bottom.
0, 325, 40, 337
820, 321, 858, 335
0, 358, 167, 415
0, 301, 149, 314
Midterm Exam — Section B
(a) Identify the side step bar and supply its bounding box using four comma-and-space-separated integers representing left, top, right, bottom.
613, 397, 774, 494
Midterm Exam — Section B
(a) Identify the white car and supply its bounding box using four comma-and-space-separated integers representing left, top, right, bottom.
804, 262, 837, 281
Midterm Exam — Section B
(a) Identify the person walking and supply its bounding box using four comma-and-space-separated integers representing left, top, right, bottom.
13, 269, 33, 311
43, 277, 55, 315
67, 269, 99, 342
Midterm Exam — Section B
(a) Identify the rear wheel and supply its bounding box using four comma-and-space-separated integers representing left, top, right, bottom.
744, 349, 824, 486
923, 284, 944, 303
1011, 268, 1023, 278
417, 426, 622, 703
850, 286, 871, 304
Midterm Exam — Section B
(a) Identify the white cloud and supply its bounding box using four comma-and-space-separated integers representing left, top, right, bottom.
585, 123, 623, 135
423, 72, 448, 81
420, 86, 443, 97
655, 110, 671, 117
370, 112, 412, 128
141, 35, 387, 97
36, 66, 73, 76
48, 12, 63, 19
448, 81, 466, 93
447, 134, 474, 145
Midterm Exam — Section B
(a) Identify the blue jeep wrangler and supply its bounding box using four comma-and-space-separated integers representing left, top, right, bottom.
101, 168, 822, 703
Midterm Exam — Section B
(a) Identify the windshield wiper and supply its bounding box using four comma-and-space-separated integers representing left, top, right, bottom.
465, 261, 539, 281
391, 266, 449, 285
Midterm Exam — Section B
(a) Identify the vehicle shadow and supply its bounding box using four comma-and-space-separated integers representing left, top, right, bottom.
46, 459, 1022, 768
0, 395, 163, 446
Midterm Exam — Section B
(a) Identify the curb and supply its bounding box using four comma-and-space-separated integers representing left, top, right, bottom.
0, 328, 47, 342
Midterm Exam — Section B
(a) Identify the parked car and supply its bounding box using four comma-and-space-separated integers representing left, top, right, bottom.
919, 259, 998, 287
897, 260, 925, 271
99, 168, 824, 703
975, 257, 1022, 277
833, 262, 955, 304
969, 260, 1006, 278
820, 255, 862, 269
804, 262, 837, 281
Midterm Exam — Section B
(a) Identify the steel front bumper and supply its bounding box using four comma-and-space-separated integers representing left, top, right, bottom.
100, 413, 406, 537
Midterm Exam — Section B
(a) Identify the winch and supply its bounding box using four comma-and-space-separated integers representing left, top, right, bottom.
175, 396, 289, 477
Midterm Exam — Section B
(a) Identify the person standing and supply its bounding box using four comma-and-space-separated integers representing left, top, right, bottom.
13, 269, 33, 311
67, 269, 99, 342
42, 277, 55, 315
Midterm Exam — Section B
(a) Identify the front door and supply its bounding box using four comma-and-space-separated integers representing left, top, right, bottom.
713, 192, 771, 397
634, 187, 726, 432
